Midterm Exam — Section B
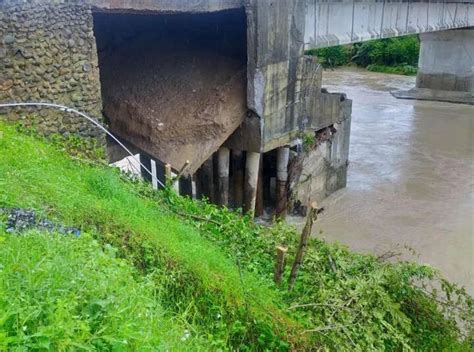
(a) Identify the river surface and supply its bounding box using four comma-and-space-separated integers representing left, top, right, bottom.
314, 67, 473, 294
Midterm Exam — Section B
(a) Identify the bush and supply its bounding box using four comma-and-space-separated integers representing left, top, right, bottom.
0, 231, 201, 350
352, 36, 420, 67
307, 45, 352, 67
307, 35, 420, 75
163, 191, 474, 351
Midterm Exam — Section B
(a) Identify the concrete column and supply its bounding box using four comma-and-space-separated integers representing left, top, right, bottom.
244, 151, 260, 214
139, 153, 152, 183
276, 147, 290, 218
195, 171, 203, 199
232, 150, 245, 209
198, 158, 215, 203
393, 28, 473, 104
416, 29, 473, 93
154, 161, 165, 189
179, 175, 193, 198
255, 155, 264, 217
217, 147, 230, 206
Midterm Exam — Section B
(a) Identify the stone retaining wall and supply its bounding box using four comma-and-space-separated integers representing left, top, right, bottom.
0, 2, 103, 138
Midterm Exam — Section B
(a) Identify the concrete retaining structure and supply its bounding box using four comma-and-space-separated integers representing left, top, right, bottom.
289, 92, 352, 209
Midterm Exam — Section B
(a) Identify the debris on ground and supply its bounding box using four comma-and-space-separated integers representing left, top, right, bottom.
0, 208, 80, 236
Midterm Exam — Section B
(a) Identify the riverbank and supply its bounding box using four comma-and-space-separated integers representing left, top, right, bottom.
2, 120, 473, 350
308, 67, 474, 295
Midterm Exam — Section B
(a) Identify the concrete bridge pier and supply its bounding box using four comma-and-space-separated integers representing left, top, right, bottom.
196, 158, 215, 203
275, 147, 290, 218
232, 150, 245, 209
140, 154, 153, 183
393, 28, 474, 105
244, 152, 261, 214
217, 147, 230, 206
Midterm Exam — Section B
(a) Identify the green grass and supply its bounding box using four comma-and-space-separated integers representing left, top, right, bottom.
0, 121, 472, 351
0, 122, 300, 350
0, 230, 203, 351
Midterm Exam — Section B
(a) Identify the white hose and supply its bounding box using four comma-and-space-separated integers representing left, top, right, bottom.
0, 102, 165, 188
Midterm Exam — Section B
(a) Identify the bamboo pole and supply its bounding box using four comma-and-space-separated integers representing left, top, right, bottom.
288, 202, 319, 291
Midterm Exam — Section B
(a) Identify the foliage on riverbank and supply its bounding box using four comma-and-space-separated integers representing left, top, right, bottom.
308, 36, 420, 76
1, 121, 473, 351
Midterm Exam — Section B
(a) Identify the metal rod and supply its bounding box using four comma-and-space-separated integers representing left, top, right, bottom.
0, 101, 165, 187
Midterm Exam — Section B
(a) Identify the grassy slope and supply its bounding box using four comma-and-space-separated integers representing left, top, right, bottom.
0, 122, 302, 350
0, 230, 204, 350
1, 122, 472, 351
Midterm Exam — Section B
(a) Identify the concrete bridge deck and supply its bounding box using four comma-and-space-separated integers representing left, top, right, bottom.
304, 0, 474, 48
90, 0, 474, 49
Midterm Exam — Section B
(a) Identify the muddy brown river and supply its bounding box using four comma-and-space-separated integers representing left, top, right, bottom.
311, 67, 473, 294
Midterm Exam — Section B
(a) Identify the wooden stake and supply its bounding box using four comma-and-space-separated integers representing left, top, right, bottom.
274, 246, 288, 284
288, 202, 319, 291
175, 160, 190, 181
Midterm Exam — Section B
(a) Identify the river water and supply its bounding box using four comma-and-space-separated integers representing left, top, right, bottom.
315, 67, 473, 294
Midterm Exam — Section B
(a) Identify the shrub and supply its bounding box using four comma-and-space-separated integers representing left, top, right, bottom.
352, 36, 420, 67
307, 45, 352, 67
163, 191, 474, 351
307, 35, 420, 75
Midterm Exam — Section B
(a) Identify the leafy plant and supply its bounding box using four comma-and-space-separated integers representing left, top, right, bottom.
306, 35, 420, 76
352, 36, 420, 68
162, 191, 474, 351
307, 45, 352, 68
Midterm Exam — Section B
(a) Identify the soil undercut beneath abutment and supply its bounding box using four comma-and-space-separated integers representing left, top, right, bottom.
93, 9, 247, 173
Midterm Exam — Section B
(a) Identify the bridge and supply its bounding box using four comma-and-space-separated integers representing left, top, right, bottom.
304, 0, 473, 48
1, 0, 473, 216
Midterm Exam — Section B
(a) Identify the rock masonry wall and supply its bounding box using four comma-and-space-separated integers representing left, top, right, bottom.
0, 2, 103, 138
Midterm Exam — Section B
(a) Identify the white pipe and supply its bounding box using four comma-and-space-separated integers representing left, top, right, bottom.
0, 102, 165, 188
